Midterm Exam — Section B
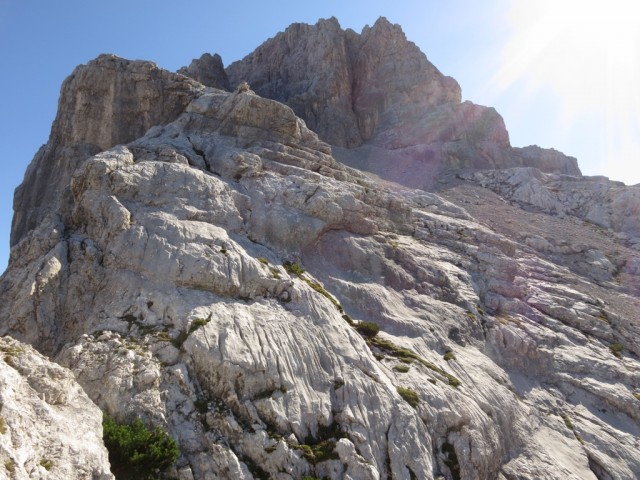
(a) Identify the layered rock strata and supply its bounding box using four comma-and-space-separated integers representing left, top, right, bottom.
1, 17, 640, 480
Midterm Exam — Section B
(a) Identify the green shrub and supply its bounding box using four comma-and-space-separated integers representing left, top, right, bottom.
356, 321, 380, 338
283, 261, 305, 276
443, 351, 456, 361
292, 440, 338, 465
397, 387, 420, 408
609, 343, 623, 358
39, 459, 53, 471
270, 268, 281, 279
171, 330, 189, 349
189, 313, 212, 333
103, 414, 179, 480
634, 393, 640, 401
441, 442, 460, 480
393, 364, 410, 373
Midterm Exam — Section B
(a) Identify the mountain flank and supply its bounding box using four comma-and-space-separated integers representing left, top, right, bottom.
1, 16, 639, 480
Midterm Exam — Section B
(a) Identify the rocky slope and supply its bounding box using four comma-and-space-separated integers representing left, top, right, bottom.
1, 17, 640, 480
0, 337, 113, 479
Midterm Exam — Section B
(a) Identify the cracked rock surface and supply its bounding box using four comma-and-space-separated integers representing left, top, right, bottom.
0, 336, 113, 479
2, 17, 640, 480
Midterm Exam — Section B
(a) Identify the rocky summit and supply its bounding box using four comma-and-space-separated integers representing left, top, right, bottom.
1, 17, 639, 480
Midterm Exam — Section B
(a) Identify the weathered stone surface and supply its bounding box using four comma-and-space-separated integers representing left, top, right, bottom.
0, 336, 113, 479
467, 167, 640, 242
513, 145, 581, 176
11, 54, 203, 247
2, 18, 640, 480
227, 17, 579, 184
178, 53, 231, 91
227, 17, 460, 148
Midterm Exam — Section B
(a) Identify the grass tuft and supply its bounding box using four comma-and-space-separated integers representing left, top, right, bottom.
609, 343, 624, 358
397, 387, 420, 408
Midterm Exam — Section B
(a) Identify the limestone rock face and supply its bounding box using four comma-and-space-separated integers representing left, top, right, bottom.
513, 145, 581, 176
178, 53, 231, 91
468, 168, 640, 243
0, 336, 113, 480
226, 17, 461, 148
2, 18, 640, 480
226, 17, 579, 185
11, 54, 203, 247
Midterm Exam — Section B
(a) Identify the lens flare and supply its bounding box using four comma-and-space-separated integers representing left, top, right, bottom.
491, 0, 640, 183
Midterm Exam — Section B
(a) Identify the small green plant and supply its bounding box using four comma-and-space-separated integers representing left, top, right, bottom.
171, 331, 189, 349
561, 414, 584, 444
292, 440, 339, 465
220, 248, 227, 254
397, 387, 420, 408
0, 415, 6, 434
443, 351, 456, 362
155, 331, 171, 342
102, 414, 179, 480
441, 442, 461, 480
0, 345, 24, 355
172, 313, 212, 349
609, 343, 623, 358
190, 314, 212, 332
356, 321, 380, 338
270, 268, 281, 279
367, 337, 461, 387
393, 364, 410, 373
5, 460, 15, 473
283, 261, 305, 276
341, 314, 354, 325
563, 415, 574, 430
39, 459, 53, 471
257, 257, 269, 265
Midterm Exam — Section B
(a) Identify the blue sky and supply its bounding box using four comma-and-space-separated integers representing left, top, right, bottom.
1, 0, 639, 271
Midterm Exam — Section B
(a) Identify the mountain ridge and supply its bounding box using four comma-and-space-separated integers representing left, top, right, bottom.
1, 17, 639, 480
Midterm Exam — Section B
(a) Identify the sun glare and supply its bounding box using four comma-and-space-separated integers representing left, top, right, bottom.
491, 0, 640, 182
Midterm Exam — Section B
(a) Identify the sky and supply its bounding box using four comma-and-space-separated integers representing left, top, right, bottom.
1, 0, 639, 271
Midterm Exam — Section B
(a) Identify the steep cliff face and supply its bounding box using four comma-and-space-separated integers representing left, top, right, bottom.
2, 17, 640, 480
225, 17, 580, 186
11, 55, 203, 247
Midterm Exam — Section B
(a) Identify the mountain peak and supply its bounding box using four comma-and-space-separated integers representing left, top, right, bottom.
2, 17, 638, 480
